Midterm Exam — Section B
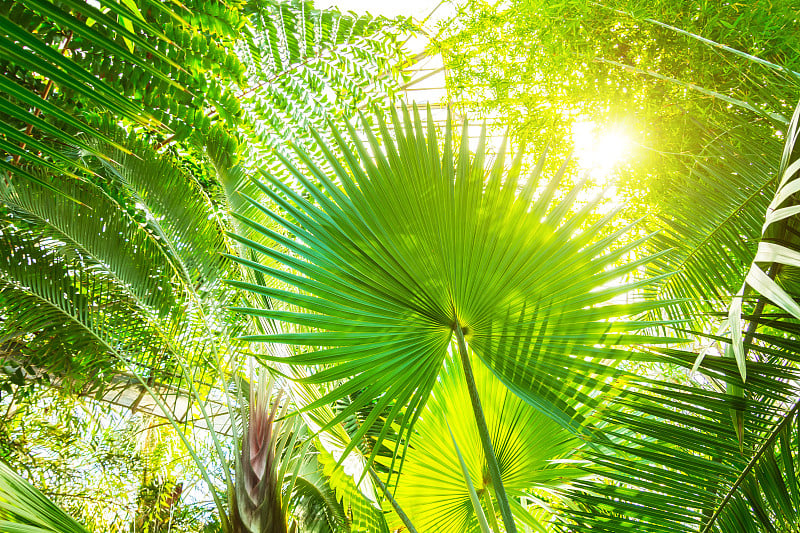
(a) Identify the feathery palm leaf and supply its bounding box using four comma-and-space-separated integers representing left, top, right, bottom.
558, 332, 800, 532
238, 0, 406, 161
644, 117, 784, 326
726, 99, 800, 373
0, 132, 242, 393
1, 0, 246, 184
632, 20, 800, 330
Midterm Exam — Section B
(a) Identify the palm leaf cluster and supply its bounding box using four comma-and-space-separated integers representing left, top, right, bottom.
0, 0, 409, 401
531, 100, 800, 532
227, 106, 681, 533
0, 132, 239, 396
230, 105, 672, 461
237, 0, 408, 164
0, 0, 412, 529
8, 1, 800, 532
388, 350, 582, 532
0, 0, 248, 185
228, 97, 800, 531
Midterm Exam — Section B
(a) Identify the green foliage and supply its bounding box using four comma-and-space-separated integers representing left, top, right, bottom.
0, 459, 91, 533
387, 350, 582, 532
0, 391, 216, 532
0, 133, 241, 394
7, 2, 800, 533
0, 0, 411, 529
0, 0, 247, 183
438, 0, 800, 178
229, 105, 675, 469
238, 0, 408, 161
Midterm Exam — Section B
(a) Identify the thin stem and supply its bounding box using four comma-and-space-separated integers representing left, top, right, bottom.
483, 486, 502, 533
370, 469, 420, 533
454, 322, 517, 533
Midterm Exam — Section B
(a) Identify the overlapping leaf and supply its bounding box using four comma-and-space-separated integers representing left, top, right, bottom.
230, 105, 676, 467
0, 461, 91, 533
387, 348, 583, 532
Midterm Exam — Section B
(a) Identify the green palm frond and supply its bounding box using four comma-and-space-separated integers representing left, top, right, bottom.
388, 348, 582, 532
99, 130, 236, 292
0, 461, 91, 533
229, 104, 675, 466
633, 22, 800, 329
317, 447, 390, 533
0, 131, 243, 392
0, 136, 252, 520
558, 331, 800, 532
1, 0, 246, 185
0, 226, 173, 387
643, 117, 783, 326
289, 456, 349, 533
238, 0, 406, 159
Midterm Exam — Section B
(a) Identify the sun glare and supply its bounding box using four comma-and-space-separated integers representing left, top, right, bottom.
571, 120, 633, 177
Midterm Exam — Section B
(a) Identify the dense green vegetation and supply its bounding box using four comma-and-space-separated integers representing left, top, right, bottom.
2, 0, 800, 532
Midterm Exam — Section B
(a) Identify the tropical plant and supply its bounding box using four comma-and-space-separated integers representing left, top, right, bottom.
228, 104, 675, 532
387, 350, 583, 532
0, 460, 92, 533
0, 0, 247, 189
436, 0, 800, 180
6, 1, 800, 533
0, 0, 411, 529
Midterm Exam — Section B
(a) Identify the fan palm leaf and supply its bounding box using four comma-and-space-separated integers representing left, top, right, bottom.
229, 104, 676, 531
387, 348, 583, 532
232, 104, 670, 442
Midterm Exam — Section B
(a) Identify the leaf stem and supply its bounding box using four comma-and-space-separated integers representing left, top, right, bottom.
483, 486, 502, 533
370, 469, 420, 533
454, 321, 517, 533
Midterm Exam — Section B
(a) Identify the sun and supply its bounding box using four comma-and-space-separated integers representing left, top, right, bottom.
571, 120, 633, 176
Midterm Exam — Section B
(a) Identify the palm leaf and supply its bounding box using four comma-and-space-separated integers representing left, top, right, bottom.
1, 0, 246, 183
229, 105, 676, 467
556, 321, 800, 532
317, 447, 390, 533
289, 456, 349, 533
0, 461, 90, 533
725, 99, 800, 373
644, 117, 784, 327
387, 348, 583, 532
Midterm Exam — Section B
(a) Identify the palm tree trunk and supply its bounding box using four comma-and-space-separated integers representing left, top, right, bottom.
454, 322, 517, 533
